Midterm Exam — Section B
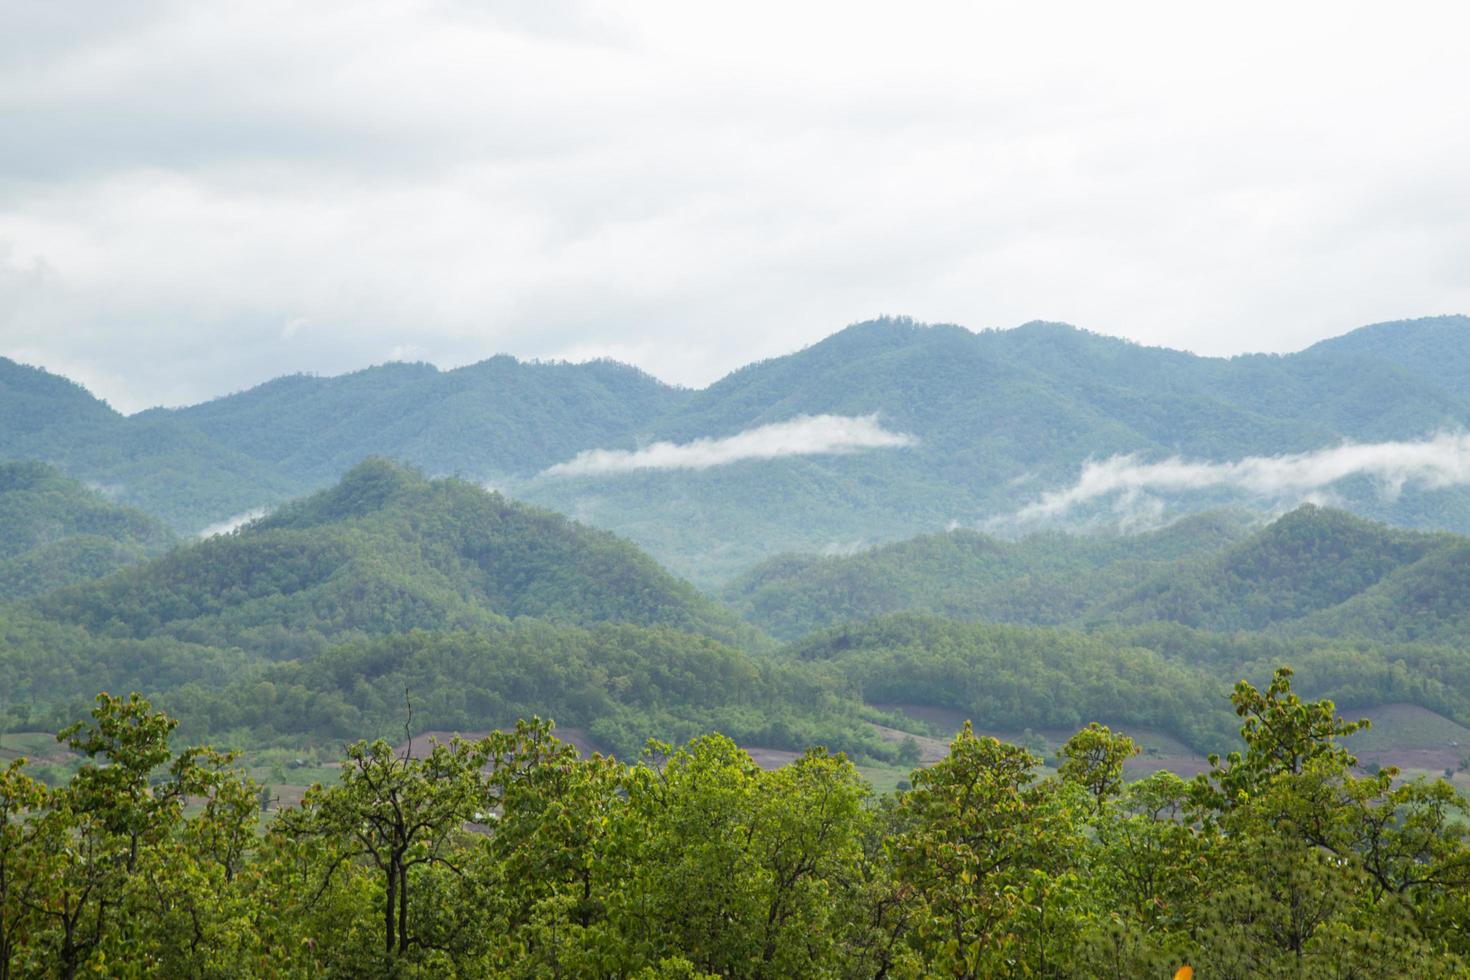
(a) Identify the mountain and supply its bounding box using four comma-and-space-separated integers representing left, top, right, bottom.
1303, 314, 1470, 399
153, 356, 688, 484
8, 315, 1470, 583
726, 505, 1470, 646
0, 460, 176, 599
29, 459, 755, 656
723, 509, 1261, 640
0, 357, 303, 530
520, 316, 1470, 582
1092, 506, 1456, 632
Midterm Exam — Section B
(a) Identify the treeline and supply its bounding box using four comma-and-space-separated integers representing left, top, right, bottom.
3, 673, 1468, 977
163, 624, 889, 761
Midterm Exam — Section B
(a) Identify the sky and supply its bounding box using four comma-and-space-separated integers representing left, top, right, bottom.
2, 0, 1469, 413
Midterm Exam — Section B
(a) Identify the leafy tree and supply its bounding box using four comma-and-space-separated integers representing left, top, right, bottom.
274, 730, 494, 967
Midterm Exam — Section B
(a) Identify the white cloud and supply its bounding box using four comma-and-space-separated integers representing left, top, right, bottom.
541, 414, 916, 476
197, 508, 268, 538
1017, 433, 1470, 521
2, 2, 1469, 410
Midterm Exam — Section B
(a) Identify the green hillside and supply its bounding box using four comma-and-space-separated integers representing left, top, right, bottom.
1092, 506, 1452, 631
0, 461, 176, 599
728, 505, 1470, 646
521, 316, 1470, 582
724, 509, 1260, 639
0, 357, 304, 530
29, 459, 755, 656
1303, 314, 1470, 399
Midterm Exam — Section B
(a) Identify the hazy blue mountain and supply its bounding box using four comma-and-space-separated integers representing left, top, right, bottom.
0, 357, 303, 530
154, 356, 689, 483
524, 316, 1470, 581
1302, 314, 1470, 399
8, 315, 1470, 582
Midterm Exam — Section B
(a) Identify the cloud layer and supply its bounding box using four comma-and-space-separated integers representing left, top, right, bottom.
197, 508, 269, 538
1017, 433, 1470, 521
542, 414, 916, 477
3, 1, 1469, 411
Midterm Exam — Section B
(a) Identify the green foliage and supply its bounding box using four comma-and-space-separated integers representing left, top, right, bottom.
2, 678, 1468, 975
725, 508, 1260, 639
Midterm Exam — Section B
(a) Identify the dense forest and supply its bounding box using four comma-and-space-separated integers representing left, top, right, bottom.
7, 465, 1470, 773
0, 462, 175, 601
2, 673, 1467, 977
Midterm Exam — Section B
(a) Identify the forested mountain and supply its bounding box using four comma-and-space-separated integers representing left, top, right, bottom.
0, 461, 175, 599
1, 462, 848, 758
725, 509, 1261, 639
6, 315, 1470, 584
729, 505, 1470, 645
525, 316, 1470, 581
27, 459, 753, 656
1304, 314, 1470, 399
0, 357, 303, 529
6, 459, 1470, 791
153, 356, 688, 484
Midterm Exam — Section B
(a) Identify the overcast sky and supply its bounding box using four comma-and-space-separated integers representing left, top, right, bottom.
3, 0, 1468, 413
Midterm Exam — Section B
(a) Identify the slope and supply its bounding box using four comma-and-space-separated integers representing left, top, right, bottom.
157, 356, 690, 483
725, 505, 1470, 646
724, 510, 1260, 640
0, 357, 303, 530
522, 316, 1470, 583
29, 459, 755, 656
1092, 505, 1453, 631
0, 460, 177, 599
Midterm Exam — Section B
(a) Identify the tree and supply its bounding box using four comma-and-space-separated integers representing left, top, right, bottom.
1058, 722, 1139, 814
275, 732, 493, 968
0, 761, 46, 980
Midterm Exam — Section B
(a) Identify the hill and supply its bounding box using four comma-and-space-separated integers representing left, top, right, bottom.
724, 509, 1261, 639
29, 459, 755, 656
1092, 506, 1453, 632
728, 505, 1470, 646
1303, 314, 1470, 399
0, 357, 304, 530
0, 461, 176, 599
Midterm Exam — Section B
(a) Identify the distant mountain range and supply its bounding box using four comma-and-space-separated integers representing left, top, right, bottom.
6, 314, 1470, 583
